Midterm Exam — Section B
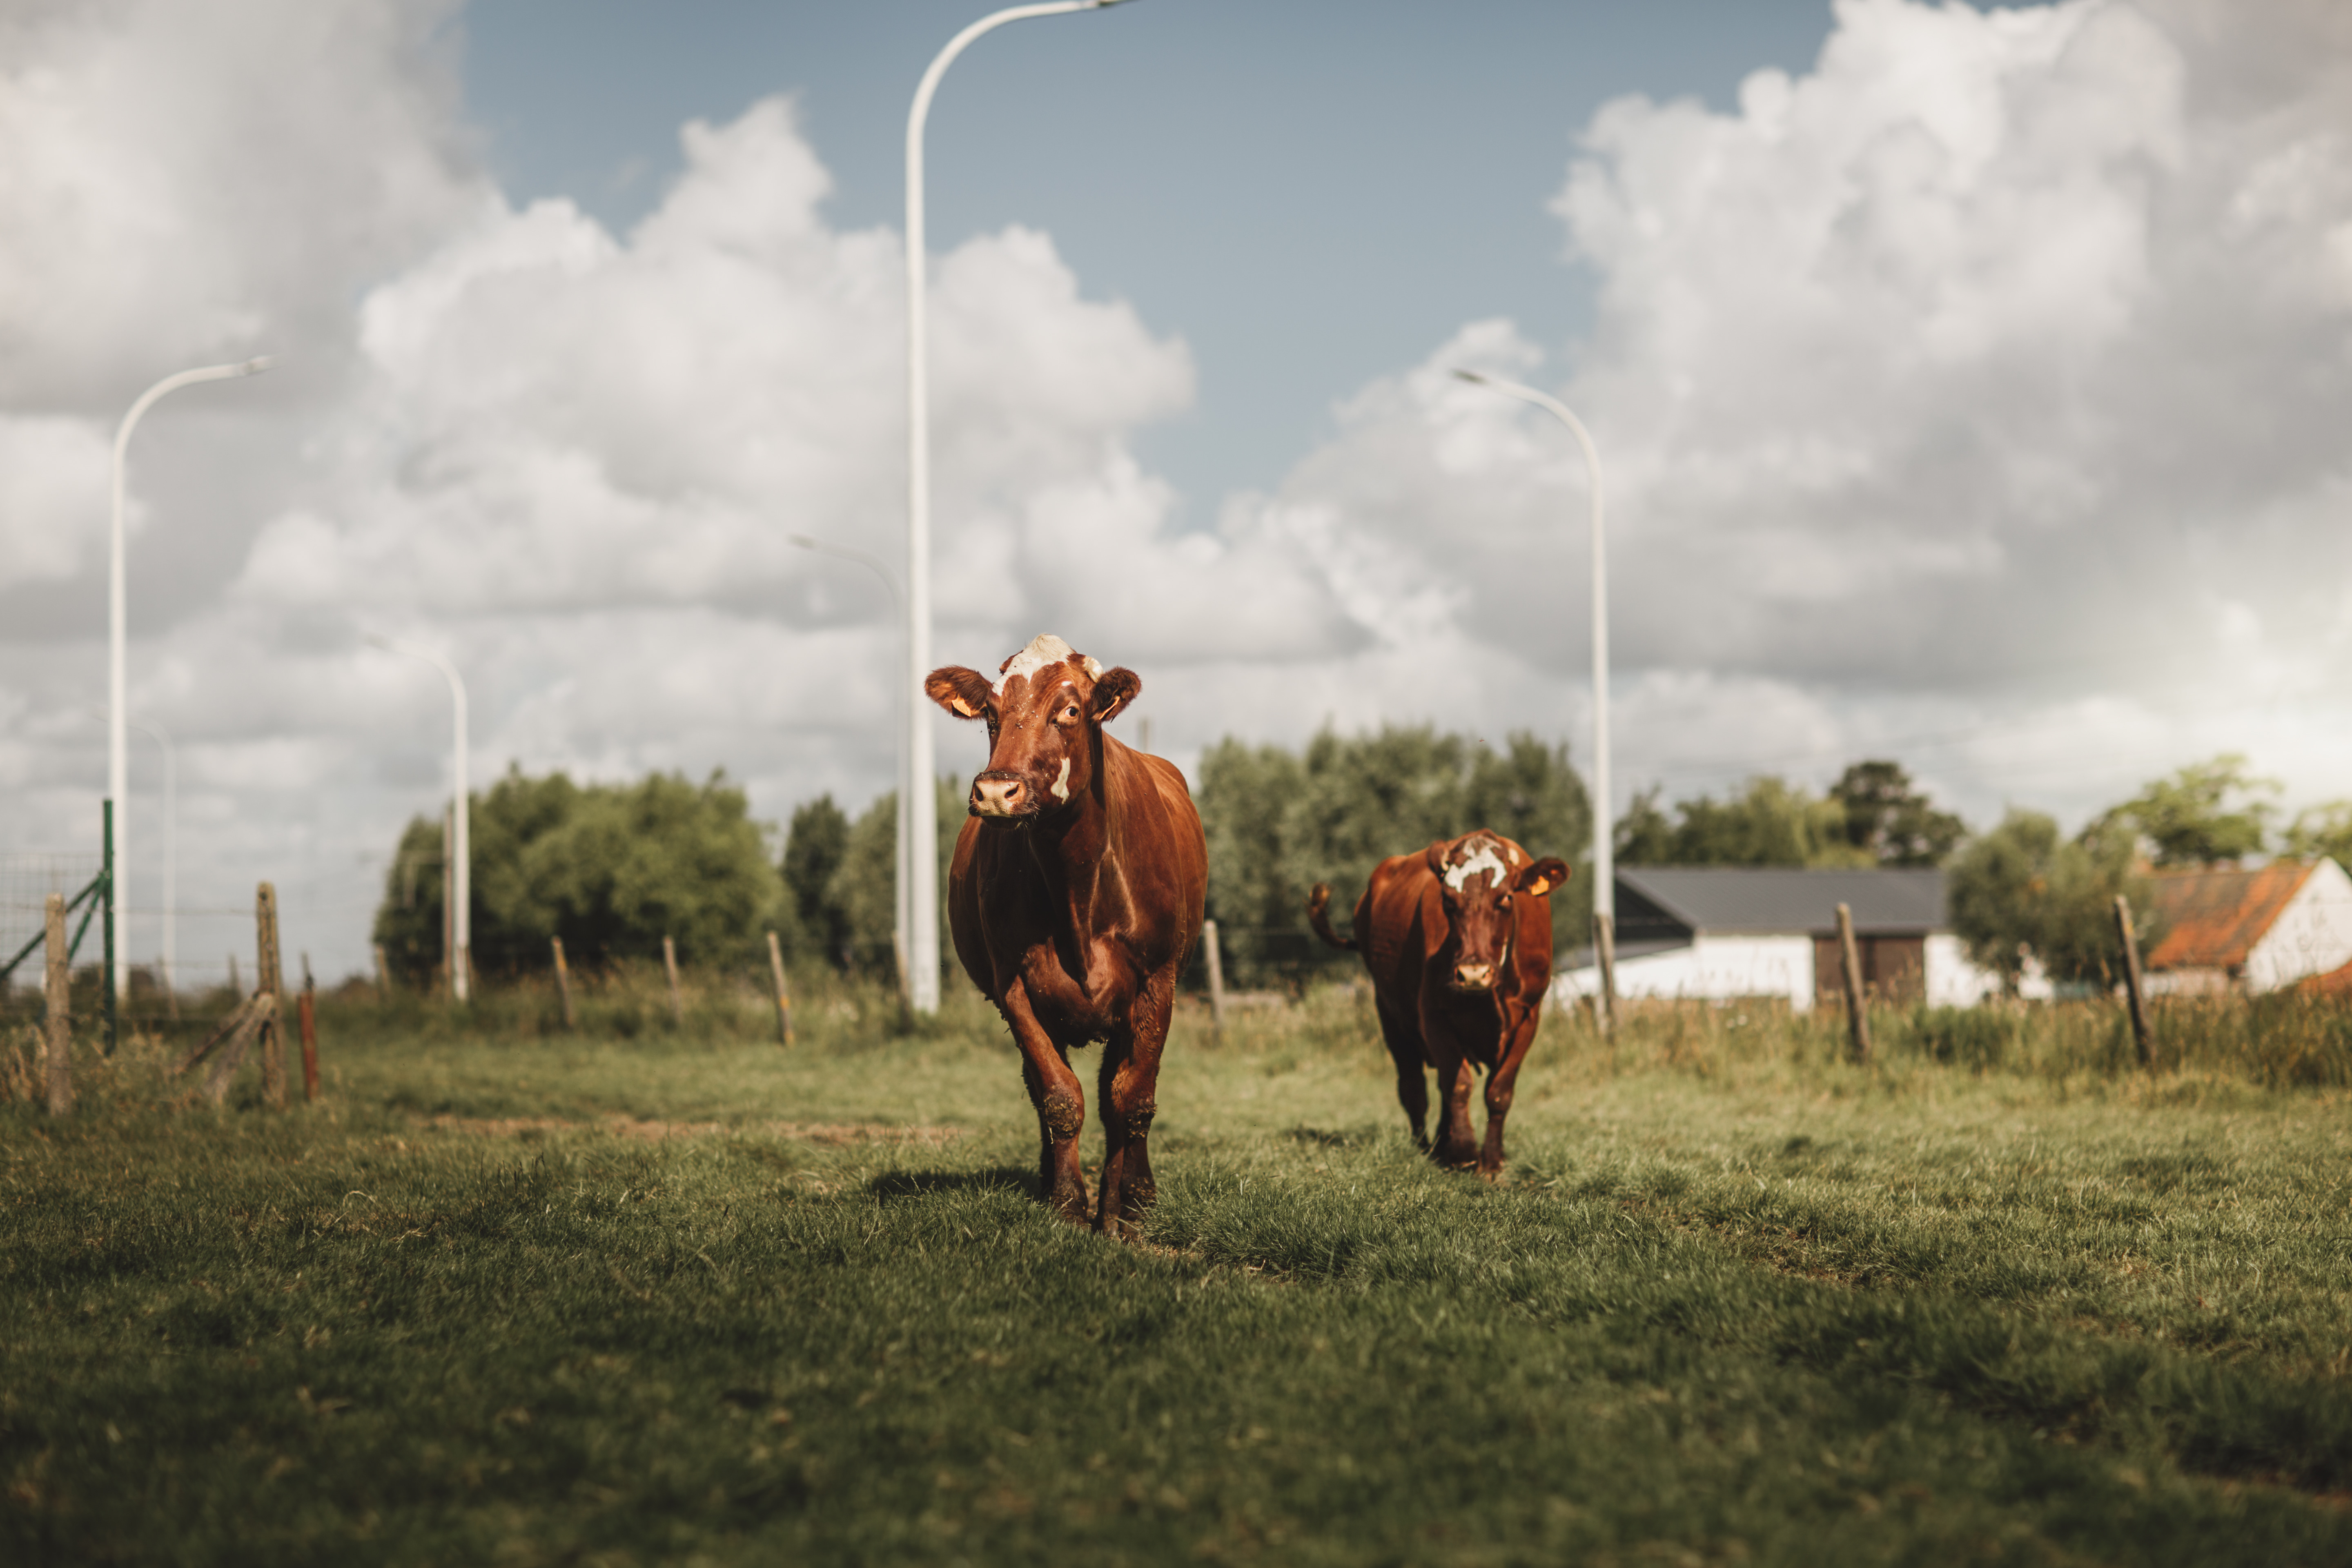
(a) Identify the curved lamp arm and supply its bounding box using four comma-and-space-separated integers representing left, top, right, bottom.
1453, 368, 1612, 922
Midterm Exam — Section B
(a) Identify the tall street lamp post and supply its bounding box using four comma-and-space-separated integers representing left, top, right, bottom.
126, 716, 176, 1003
370, 638, 471, 1002
905, 0, 1130, 1015
109, 356, 270, 1006
790, 534, 910, 993
1452, 370, 1614, 991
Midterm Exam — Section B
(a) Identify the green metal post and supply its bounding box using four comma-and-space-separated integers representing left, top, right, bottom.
102, 798, 117, 1057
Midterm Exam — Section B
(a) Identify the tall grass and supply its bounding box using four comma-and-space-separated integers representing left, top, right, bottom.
1553, 991, 2352, 1095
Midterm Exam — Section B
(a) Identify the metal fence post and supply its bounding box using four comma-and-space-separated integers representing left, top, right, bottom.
102, 799, 117, 1057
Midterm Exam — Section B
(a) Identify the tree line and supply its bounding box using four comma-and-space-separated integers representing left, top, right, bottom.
373, 746, 2349, 996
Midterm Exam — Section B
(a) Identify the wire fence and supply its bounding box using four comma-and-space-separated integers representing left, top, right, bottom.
0, 852, 103, 984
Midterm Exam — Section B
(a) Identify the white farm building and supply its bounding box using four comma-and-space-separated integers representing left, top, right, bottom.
1555, 867, 2006, 1012
2141, 858, 2352, 995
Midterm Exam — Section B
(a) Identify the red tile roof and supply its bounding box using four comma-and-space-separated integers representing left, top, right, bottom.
2299, 959, 2352, 999
2143, 862, 2313, 972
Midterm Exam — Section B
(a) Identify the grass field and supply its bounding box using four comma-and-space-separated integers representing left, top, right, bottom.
6, 978, 2352, 1565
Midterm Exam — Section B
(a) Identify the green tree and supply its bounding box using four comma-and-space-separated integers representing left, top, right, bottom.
2096, 754, 2278, 866
1947, 809, 2159, 991
1615, 775, 1869, 868
820, 777, 967, 983
2285, 800, 2352, 869
372, 768, 782, 983
780, 795, 852, 965
1830, 760, 1967, 866
1198, 726, 1590, 986
1196, 739, 1305, 983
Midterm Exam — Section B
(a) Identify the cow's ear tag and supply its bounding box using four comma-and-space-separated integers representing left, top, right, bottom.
1516, 858, 1572, 898
950, 696, 982, 719
1089, 667, 1141, 723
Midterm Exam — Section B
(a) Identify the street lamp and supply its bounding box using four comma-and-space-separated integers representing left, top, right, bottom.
1451, 369, 1614, 951
126, 716, 176, 1007
790, 534, 910, 993
905, 0, 1131, 1014
109, 356, 270, 1005
368, 637, 471, 1002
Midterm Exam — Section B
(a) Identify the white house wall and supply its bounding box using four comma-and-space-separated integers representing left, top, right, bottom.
2246, 858, 2352, 993
1924, 933, 2005, 1007
1557, 935, 1816, 1012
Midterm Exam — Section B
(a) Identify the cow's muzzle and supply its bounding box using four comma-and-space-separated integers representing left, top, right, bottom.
970, 771, 1037, 821
1449, 962, 1497, 993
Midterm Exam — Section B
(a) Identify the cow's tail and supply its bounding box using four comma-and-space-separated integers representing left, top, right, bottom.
1306, 883, 1357, 951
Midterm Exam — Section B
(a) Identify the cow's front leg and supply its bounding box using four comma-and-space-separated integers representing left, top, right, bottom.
1000, 982, 1089, 1223
1478, 1008, 1541, 1181
1095, 969, 1173, 1240
1431, 1044, 1480, 1170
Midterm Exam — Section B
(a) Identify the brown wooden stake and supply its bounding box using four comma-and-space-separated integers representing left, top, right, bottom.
256, 882, 286, 1108
42, 892, 72, 1118
180, 991, 273, 1105
765, 930, 793, 1047
1592, 911, 1618, 1038
552, 937, 577, 1030
374, 943, 392, 1005
228, 952, 241, 996
662, 935, 684, 1027
1203, 918, 1227, 1037
298, 982, 320, 1104
1836, 902, 1872, 1065
2114, 894, 2154, 1069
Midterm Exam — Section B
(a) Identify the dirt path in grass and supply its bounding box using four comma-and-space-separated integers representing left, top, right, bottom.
419, 1114, 964, 1145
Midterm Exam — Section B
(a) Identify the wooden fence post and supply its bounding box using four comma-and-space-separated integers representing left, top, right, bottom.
42, 893, 72, 1117
374, 943, 392, 1005
1592, 911, 1618, 1037
2114, 895, 2154, 1069
256, 882, 286, 1108
766, 930, 793, 1047
551, 937, 577, 1030
1836, 902, 1872, 1065
228, 952, 241, 996
298, 953, 320, 1104
662, 935, 684, 1027
1202, 918, 1226, 1037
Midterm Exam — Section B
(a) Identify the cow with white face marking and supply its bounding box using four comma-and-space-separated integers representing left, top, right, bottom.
926, 634, 1207, 1236
1308, 830, 1569, 1176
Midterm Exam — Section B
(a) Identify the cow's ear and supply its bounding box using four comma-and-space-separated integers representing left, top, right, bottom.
1423, 841, 1452, 877
1514, 858, 1572, 898
924, 666, 992, 719
1089, 667, 1140, 723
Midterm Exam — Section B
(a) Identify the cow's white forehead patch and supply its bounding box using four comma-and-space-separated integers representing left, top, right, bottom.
1443, 839, 1510, 893
992, 633, 1101, 696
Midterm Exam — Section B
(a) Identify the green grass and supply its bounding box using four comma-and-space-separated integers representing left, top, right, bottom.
5, 984, 2352, 1564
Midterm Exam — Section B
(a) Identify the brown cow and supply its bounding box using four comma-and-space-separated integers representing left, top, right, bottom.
926, 634, 1207, 1236
1309, 831, 1569, 1177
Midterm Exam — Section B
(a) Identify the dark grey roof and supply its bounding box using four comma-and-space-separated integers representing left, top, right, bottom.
1616, 867, 1947, 936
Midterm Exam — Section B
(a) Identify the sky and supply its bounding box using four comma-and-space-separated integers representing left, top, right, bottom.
2, 0, 2349, 983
